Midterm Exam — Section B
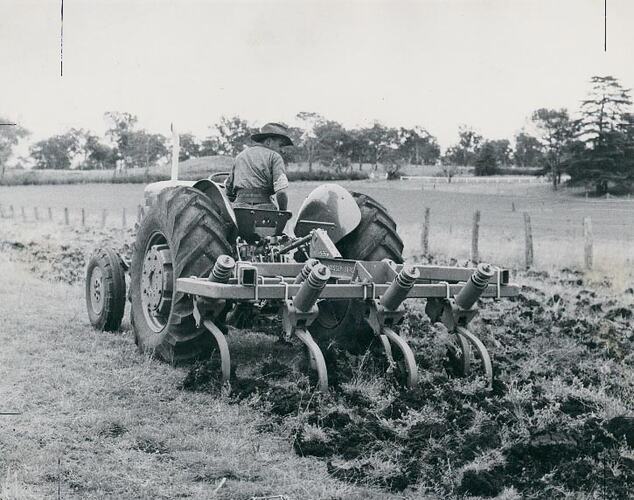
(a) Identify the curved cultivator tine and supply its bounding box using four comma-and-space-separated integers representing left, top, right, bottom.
457, 326, 493, 389
295, 329, 329, 393
202, 320, 231, 385
382, 327, 419, 389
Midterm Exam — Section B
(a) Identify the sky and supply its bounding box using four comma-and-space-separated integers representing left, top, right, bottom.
1, 0, 633, 152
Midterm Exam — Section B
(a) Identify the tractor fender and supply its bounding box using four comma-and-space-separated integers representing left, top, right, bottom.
192, 179, 238, 229
143, 179, 237, 230
294, 184, 362, 243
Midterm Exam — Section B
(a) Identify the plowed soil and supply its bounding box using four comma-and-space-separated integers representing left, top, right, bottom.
2, 220, 633, 498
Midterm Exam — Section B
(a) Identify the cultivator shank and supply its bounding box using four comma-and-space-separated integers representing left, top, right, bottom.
178, 257, 519, 391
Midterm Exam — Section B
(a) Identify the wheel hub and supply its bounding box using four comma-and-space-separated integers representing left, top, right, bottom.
89, 266, 104, 314
141, 243, 173, 329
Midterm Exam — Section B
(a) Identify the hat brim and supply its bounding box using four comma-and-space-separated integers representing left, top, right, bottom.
251, 133, 293, 147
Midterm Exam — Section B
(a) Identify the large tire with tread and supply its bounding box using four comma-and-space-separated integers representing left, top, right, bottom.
309, 191, 404, 344
86, 247, 126, 331
130, 186, 234, 364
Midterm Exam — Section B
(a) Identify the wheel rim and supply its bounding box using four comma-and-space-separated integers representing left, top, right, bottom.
89, 266, 104, 315
140, 232, 174, 333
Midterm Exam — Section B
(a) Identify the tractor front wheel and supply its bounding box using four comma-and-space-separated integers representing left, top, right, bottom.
129, 186, 234, 364
85, 247, 126, 331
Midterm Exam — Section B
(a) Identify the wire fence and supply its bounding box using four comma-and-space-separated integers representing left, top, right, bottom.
1, 202, 632, 272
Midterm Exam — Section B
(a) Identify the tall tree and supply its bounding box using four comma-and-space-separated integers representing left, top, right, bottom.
514, 131, 544, 168
568, 76, 634, 194
0, 119, 29, 178
104, 111, 138, 164
30, 132, 81, 170
207, 116, 254, 156
178, 133, 201, 161
474, 141, 499, 176
360, 123, 400, 170
398, 127, 440, 165
579, 75, 632, 146
296, 112, 325, 171
531, 108, 578, 189
442, 125, 482, 166
314, 120, 354, 172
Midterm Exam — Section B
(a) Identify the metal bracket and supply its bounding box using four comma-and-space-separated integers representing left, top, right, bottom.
365, 300, 418, 389
425, 298, 493, 389
281, 300, 328, 392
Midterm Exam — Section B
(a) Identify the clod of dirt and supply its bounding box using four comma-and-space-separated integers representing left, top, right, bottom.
459, 469, 502, 497
180, 359, 223, 393
605, 416, 634, 446
133, 436, 169, 454
98, 422, 128, 438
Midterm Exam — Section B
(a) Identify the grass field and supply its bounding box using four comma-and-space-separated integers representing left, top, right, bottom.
1, 179, 633, 277
0, 256, 396, 500
1, 222, 633, 498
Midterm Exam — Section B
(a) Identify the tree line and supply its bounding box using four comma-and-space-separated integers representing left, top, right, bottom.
1, 75, 633, 193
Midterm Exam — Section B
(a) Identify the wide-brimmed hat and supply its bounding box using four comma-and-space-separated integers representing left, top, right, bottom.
251, 123, 294, 147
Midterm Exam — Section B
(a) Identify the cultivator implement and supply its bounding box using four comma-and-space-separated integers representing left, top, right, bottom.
179, 256, 519, 391
86, 178, 520, 394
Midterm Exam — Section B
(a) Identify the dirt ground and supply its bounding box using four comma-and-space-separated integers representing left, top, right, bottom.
1, 217, 633, 499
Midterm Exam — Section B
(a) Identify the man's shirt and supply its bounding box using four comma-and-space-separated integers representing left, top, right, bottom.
226, 144, 289, 197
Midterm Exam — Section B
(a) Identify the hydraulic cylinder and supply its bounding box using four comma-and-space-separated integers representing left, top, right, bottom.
454, 263, 495, 310
293, 264, 331, 312
380, 265, 420, 311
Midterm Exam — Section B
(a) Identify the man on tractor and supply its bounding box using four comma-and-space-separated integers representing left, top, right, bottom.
226, 122, 293, 211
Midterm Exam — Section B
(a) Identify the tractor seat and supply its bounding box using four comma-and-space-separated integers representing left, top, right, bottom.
233, 207, 292, 243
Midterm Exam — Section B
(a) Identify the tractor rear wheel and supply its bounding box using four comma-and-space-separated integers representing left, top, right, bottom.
86, 247, 126, 331
130, 186, 234, 364
309, 191, 404, 345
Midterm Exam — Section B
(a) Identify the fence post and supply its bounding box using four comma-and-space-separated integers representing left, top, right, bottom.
101, 209, 107, 227
511, 201, 516, 212
122, 207, 127, 228
471, 210, 480, 262
48, 207, 53, 221
34, 207, 39, 221
10, 205, 14, 218
523, 212, 534, 269
81, 208, 86, 226
64, 207, 69, 225
21, 207, 26, 221
421, 207, 430, 256
583, 216, 593, 270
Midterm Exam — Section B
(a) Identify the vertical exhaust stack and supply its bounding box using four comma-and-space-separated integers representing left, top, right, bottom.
455, 263, 495, 310
381, 265, 420, 311
293, 264, 331, 312
171, 122, 180, 181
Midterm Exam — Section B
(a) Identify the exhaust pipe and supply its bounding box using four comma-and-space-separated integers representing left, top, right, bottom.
455, 263, 495, 310
293, 264, 330, 312
381, 265, 420, 311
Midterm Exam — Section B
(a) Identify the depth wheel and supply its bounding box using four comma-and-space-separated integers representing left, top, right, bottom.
85, 247, 126, 331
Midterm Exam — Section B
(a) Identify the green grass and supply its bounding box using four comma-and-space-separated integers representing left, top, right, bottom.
0, 257, 397, 499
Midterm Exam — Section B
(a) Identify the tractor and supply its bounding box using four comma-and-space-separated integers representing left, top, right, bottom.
85, 172, 519, 392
